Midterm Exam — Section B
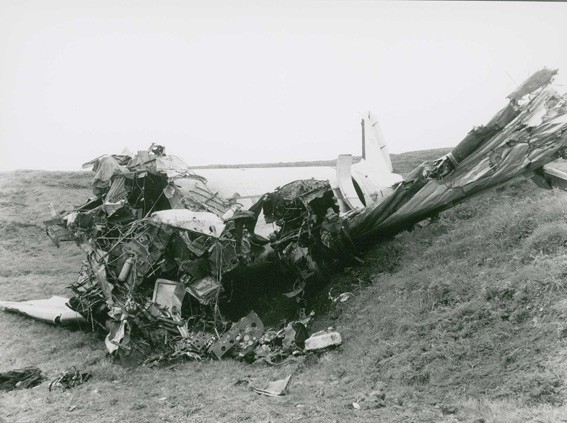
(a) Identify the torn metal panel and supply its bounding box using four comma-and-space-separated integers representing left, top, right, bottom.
429, 102, 521, 179
105, 319, 128, 353
506, 68, 558, 101
152, 279, 185, 313
165, 177, 232, 216
85, 247, 114, 305
91, 155, 128, 197
304, 329, 342, 351
209, 311, 265, 359
178, 232, 215, 257
185, 276, 221, 305
151, 209, 226, 237
208, 239, 241, 274
253, 375, 292, 397
105, 175, 129, 204
336, 154, 367, 209
128, 149, 194, 177
262, 179, 335, 224
44, 216, 75, 247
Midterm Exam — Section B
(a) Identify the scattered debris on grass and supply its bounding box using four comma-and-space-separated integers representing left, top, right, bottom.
48, 367, 92, 391
253, 374, 292, 397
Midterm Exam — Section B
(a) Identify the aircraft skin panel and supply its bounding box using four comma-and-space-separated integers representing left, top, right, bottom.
336, 154, 365, 210
363, 111, 394, 173
197, 167, 337, 199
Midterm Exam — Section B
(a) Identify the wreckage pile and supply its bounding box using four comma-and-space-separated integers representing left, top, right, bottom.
37, 68, 567, 367
45, 146, 346, 366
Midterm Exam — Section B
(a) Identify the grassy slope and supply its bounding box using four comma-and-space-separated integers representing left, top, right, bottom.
1, 154, 567, 422
189, 147, 452, 171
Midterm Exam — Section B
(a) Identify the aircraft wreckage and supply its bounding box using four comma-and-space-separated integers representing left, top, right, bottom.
2, 68, 567, 367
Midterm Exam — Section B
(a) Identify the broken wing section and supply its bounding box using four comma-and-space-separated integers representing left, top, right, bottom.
0, 296, 87, 326
345, 68, 567, 244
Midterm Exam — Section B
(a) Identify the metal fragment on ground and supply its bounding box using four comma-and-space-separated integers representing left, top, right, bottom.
209, 311, 265, 359
49, 367, 92, 391
304, 329, 342, 351
0, 296, 87, 326
253, 374, 292, 397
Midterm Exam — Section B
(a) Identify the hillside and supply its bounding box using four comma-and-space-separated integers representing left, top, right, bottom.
188, 147, 452, 173
1, 151, 567, 422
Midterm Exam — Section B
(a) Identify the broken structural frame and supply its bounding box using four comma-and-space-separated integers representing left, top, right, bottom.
43, 146, 347, 366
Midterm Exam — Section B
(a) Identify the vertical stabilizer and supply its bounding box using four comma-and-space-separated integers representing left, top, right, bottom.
362, 111, 393, 173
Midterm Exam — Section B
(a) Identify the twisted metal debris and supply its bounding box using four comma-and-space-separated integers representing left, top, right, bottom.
38, 68, 567, 366
45, 150, 340, 365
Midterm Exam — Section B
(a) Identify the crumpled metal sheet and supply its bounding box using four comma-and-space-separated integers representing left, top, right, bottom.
262, 179, 333, 223
185, 276, 221, 305
150, 209, 226, 237
0, 296, 87, 326
165, 177, 232, 216
91, 155, 128, 197
507, 68, 558, 101
152, 279, 186, 312
253, 374, 292, 397
304, 329, 342, 351
105, 320, 127, 353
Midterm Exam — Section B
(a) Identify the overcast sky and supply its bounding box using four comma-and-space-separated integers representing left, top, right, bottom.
1, 0, 566, 171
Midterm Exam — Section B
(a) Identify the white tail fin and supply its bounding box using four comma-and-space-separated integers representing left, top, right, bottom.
362, 111, 393, 173
343, 111, 403, 208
